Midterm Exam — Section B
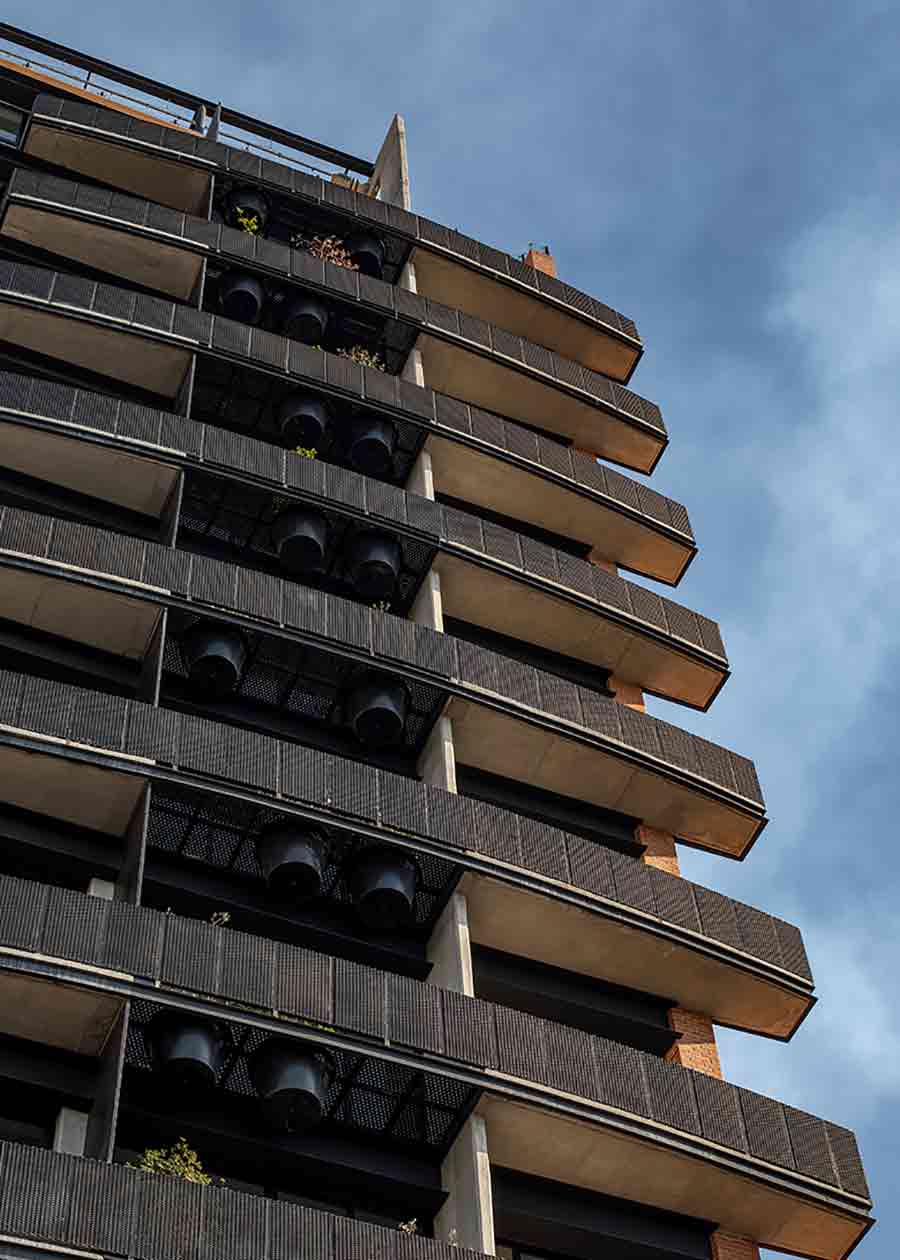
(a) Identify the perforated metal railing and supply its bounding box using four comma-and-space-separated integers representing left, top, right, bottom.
0, 664, 801, 986
0, 1142, 477, 1260
0, 509, 751, 808
0, 371, 708, 659
25, 91, 643, 357
5, 164, 658, 437
0, 874, 869, 1202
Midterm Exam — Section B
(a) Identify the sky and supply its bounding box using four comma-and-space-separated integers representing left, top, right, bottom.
2, 2, 898, 1255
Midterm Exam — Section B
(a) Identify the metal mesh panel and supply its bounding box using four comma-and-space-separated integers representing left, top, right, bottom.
220, 928, 276, 1009
334, 958, 384, 1038
591, 1036, 651, 1116
495, 1006, 548, 1083
693, 1072, 748, 1152
105, 900, 163, 977
274, 943, 333, 1024
738, 1089, 795, 1169
694, 886, 743, 950
441, 991, 497, 1069
0, 1143, 74, 1240
161, 913, 223, 995
135, 1164, 206, 1260
648, 868, 702, 933
388, 974, 445, 1053
784, 1106, 839, 1186
643, 1054, 701, 1135
68, 1157, 135, 1255
565, 834, 617, 899
201, 1185, 268, 1260
608, 849, 656, 915
41, 885, 109, 964
544, 1022, 597, 1099
272, 1201, 335, 1260
825, 1123, 871, 1199
0, 874, 48, 952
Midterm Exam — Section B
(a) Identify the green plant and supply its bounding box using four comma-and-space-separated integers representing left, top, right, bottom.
232, 206, 261, 236
293, 446, 318, 460
209, 909, 231, 927
370, 599, 391, 612
291, 232, 359, 270
398, 1219, 418, 1235
337, 344, 386, 373
130, 1137, 218, 1185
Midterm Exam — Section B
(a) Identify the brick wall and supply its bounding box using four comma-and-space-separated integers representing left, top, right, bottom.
524, 247, 556, 278
710, 1232, 761, 1260
637, 825, 680, 876
666, 1008, 722, 1078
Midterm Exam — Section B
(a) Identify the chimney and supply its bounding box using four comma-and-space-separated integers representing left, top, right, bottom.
524, 244, 556, 278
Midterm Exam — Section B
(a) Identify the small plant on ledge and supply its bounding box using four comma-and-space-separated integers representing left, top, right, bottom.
337, 345, 386, 373
293, 446, 318, 460
291, 232, 359, 270
130, 1137, 221, 1185
398, 1219, 418, 1235
232, 206, 262, 236
370, 599, 392, 613
209, 909, 231, 927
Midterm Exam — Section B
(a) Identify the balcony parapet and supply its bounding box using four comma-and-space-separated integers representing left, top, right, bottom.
0, 261, 691, 580
0, 166, 661, 468
22, 91, 644, 385
0, 509, 762, 856
0, 882, 872, 1260
0, 649, 798, 1035
0, 371, 722, 707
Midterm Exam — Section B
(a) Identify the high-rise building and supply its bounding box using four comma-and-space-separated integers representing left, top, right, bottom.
0, 21, 873, 1260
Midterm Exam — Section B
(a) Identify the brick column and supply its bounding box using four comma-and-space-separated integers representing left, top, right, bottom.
666, 1008, 722, 1078
524, 247, 555, 278
637, 825, 680, 876
710, 1233, 761, 1260
608, 676, 645, 711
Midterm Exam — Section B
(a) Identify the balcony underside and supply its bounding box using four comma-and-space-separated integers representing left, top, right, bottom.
2, 200, 203, 300
0, 300, 190, 398
434, 552, 723, 710
0, 191, 660, 469
411, 244, 640, 381
448, 698, 763, 858
0, 413, 723, 709
0, 966, 123, 1055
479, 1097, 870, 1260
0, 885, 869, 1260
418, 332, 663, 473
0, 524, 762, 859
0, 696, 807, 1041
23, 117, 212, 214
461, 874, 812, 1040
425, 434, 692, 584
0, 264, 689, 582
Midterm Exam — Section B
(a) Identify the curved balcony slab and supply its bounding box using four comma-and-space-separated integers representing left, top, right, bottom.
0, 261, 691, 581
0, 508, 762, 856
22, 91, 643, 384
0, 167, 664, 470
0, 661, 804, 1039
0, 882, 871, 1260
0, 373, 724, 708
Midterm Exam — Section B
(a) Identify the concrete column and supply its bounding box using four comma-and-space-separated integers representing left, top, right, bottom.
410, 568, 443, 631
86, 878, 115, 900
402, 343, 426, 388
53, 1106, 88, 1156
434, 1113, 495, 1253
406, 446, 435, 500
417, 715, 456, 793
427, 892, 474, 996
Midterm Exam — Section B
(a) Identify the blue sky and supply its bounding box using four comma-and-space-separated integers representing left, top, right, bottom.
3, 2, 898, 1254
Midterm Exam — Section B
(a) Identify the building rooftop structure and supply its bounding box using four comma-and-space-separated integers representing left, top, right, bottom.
0, 21, 874, 1260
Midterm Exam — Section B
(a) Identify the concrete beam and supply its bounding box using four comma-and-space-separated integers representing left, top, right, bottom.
417, 714, 456, 793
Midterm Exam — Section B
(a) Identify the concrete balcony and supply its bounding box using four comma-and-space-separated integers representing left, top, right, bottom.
0, 167, 663, 469
21, 91, 643, 383
0, 665, 803, 1040
0, 884, 872, 1260
0, 373, 723, 708
0, 262, 690, 582
0, 510, 763, 856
